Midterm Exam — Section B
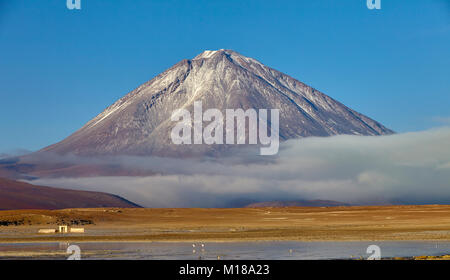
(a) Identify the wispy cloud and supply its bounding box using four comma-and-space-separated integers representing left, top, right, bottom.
432, 116, 450, 125
29, 127, 450, 207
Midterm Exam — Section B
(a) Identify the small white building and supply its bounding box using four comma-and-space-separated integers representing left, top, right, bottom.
58, 225, 68, 233
38, 225, 84, 234
70, 228, 85, 233
38, 229, 56, 234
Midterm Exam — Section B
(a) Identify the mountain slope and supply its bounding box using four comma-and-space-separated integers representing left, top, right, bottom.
42, 49, 393, 157
0, 177, 140, 210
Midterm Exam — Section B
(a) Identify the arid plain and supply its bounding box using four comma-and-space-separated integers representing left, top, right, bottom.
1, 205, 450, 243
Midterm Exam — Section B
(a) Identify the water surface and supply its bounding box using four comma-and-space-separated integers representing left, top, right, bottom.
0, 241, 449, 260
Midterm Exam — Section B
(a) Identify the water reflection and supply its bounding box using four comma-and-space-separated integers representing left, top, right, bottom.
0, 241, 449, 260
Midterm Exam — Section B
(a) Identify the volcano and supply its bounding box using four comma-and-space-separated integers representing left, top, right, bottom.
42, 49, 393, 157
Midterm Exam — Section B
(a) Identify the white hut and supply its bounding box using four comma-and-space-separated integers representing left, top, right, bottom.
38, 229, 56, 234
58, 225, 68, 233
70, 227, 85, 233
38, 225, 85, 234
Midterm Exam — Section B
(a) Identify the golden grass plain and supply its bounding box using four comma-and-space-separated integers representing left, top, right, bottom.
1, 205, 450, 243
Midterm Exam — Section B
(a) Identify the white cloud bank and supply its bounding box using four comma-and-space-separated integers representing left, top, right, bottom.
29, 127, 450, 207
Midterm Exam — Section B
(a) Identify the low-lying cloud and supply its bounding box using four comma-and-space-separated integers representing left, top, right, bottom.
29, 127, 450, 207
0, 148, 32, 159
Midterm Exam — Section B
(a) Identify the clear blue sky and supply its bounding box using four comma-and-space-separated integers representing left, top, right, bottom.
0, 0, 449, 153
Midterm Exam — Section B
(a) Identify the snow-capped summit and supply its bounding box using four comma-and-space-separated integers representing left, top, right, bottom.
194, 49, 221, 59
41, 49, 393, 157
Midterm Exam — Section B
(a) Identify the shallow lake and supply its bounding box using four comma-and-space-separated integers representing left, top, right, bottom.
0, 241, 449, 260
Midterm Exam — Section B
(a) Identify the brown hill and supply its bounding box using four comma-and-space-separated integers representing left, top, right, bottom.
0, 177, 140, 210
